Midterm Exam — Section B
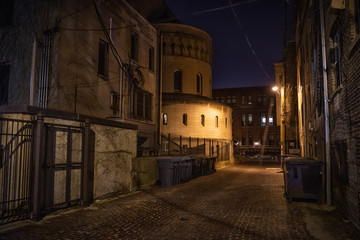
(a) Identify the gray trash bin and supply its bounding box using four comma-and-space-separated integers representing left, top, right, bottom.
283, 158, 322, 202
157, 157, 193, 187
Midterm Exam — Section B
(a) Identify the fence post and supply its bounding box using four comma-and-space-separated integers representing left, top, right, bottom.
180, 135, 182, 156
82, 119, 92, 205
168, 133, 171, 155
31, 113, 44, 221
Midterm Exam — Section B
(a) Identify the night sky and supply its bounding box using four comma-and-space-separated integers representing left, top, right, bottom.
165, 0, 286, 89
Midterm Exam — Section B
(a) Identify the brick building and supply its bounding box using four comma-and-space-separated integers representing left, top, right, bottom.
274, 41, 300, 155
294, 0, 360, 228
213, 86, 280, 157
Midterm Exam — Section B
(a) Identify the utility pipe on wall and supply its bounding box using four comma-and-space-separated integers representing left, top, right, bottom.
319, 0, 331, 205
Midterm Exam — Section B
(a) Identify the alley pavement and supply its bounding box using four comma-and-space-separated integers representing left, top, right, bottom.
1, 160, 359, 240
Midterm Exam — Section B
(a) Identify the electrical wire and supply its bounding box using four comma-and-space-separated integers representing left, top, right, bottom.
228, 0, 272, 83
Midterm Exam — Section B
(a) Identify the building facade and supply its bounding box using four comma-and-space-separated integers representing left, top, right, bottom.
213, 86, 280, 157
294, 0, 360, 228
156, 23, 233, 164
0, 0, 160, 156
274, 41, 300, 155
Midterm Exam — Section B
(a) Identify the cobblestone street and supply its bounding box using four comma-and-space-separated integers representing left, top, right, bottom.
1, 160, 359, 240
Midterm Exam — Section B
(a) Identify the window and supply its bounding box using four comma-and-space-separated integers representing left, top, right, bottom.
196, 73, 202, 94
174, 70, 182, 91
110, 91, 120, 114
257, 95, 262, 106
0, 64, 10, 105
131, 33, 139, 61
249, 134, 253, 145
241, 134, 246, 145
220, 96, 225, 103
98, 40, 109, 77
241, 114, 246, 126
0, 0, 14, 27
183, 113, 187, 126
248, 114, 253, 126
261, 114, 266, 126
215, 116, 218, 127
227, 97, 231, 104
241, 96, 245, 104
270, 97, 274, 106
232, 96, 236, 103
269, 115, 274, 126
149, 46, 154, 71
269, 133, 274, 145
332, 30, 342, 88
225, 117, 228, 128
201, 114, 205, 126
263, 96, 268, 106
134, 89, 151, 120
163, 113, 168, 125
248, 96, 252, 104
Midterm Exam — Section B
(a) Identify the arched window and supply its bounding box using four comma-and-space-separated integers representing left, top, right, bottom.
201, 114, 205, 126
215, 116, 218, 127
196, 73, 202, 94
163, 113, 168, 125
174, 70, 182, 92
183, 113, 187, 126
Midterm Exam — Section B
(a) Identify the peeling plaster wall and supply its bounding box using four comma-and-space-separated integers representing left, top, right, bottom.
91, 124, 137, 198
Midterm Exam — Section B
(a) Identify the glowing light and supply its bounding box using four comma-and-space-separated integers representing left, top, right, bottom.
272, 86, 279, 92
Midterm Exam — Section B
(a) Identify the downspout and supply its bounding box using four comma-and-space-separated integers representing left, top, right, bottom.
319, 0, 331, 205
157, 30, 163, 153
29, 39, 37, 106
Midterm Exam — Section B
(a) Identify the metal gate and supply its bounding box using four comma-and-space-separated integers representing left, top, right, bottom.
0, 118, 33, 225
43, 124, 84, 212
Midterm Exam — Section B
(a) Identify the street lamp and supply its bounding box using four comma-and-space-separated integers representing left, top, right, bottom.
272, 86, 279, 92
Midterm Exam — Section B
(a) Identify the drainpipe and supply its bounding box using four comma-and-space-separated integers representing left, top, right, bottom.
319, 0, 331, 205
29, 39, 37, 106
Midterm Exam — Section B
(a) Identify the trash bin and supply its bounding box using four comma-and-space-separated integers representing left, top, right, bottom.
156, 157, 193, 187
283, 158, 322, 202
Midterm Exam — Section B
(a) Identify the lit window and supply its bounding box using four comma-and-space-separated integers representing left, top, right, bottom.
201, 114, 205, 126
215, 116, 218, 127
131, 33, 139, 61
227, 97, 231, 104
149, 46, 154, 71
174, 70, 182, 91
242, 114, 246, 126
163, 113, 168, 125
196, 73, 202, 94
248, 96, 252, 104
221, 97, 225, 103
269, 115, 274, 126
261, 114, 266, 126
183, 113, 187, 126
248, 114, 253, 126
232, 96, 236, 103
98, 39, 109, 77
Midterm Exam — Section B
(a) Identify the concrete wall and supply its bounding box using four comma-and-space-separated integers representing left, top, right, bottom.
91, 124, 137, 198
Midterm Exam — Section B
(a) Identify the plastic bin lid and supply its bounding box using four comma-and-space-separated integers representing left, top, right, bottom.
284, 157, 322, 165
